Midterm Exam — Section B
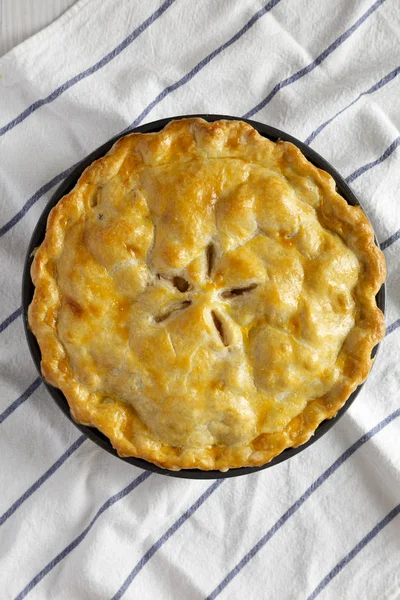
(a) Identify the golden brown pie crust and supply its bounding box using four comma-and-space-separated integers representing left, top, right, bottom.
28, 118, 386, 471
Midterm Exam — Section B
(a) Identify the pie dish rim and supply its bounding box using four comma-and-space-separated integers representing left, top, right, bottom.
21, 114, 385, 479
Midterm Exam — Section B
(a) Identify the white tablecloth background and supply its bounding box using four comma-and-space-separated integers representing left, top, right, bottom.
0, 1, 399, 598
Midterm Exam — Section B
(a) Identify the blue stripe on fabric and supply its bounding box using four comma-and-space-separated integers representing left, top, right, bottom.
15, 471, 152, 600
0, 0, 282, 238
0, 306, 22, 334
381, 228, 400, 250
307, 503, 400, 600
346, 136, 400, 183
0, 435, 85, 527
126, 0, 282, 130
305, 65, 400, 145
206, 408, 400, 600
0, 377, 41, 424
0, 307, 22, 337
243, 0, 386, 120
0, 162, 79, 237
111, 479, 224, 600
386, 319, 400, 336
0, 0, 177, 138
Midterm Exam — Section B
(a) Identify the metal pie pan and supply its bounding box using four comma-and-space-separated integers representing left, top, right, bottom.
22, 114, 385, 479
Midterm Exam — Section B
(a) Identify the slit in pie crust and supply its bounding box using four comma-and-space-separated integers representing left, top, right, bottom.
28, 118, 386, 471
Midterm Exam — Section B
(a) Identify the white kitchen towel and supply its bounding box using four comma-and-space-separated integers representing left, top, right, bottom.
0, 0, 399, 598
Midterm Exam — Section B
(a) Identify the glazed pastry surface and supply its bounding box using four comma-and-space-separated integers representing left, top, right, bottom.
29, 118, 386, 470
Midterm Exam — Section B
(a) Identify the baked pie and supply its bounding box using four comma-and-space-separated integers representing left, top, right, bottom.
29, 118, 386, 471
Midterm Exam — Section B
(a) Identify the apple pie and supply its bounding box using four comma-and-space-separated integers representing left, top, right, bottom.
28, 118, 386, 471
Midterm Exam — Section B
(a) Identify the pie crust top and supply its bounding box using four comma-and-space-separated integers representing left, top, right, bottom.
29, 118, 386, 471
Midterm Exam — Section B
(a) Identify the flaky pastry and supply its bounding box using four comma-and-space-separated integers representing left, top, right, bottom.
29, 118, 386, 471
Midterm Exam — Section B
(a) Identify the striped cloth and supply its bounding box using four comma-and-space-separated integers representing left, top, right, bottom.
1, 0, 399, 598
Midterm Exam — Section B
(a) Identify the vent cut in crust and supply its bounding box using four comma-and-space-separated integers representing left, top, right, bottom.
29, 118, 386, 471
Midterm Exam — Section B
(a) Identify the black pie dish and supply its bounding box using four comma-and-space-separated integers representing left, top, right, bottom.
22, 114, 385, 479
